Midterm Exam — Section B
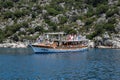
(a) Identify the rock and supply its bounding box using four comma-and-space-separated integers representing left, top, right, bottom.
83, 8, 88, 14
8, 18, 14, 26
115, 22, 120, 32
108, 0, 114, 5
16, 42, 26, 48
96, 14, 107, 24
108, 0, 118, 5
32, 6, 37, 11
59, 2, 65, 8
20, 28, 26, 32
103, 39, 113, 46
0, 42, 27, 48
112, 41, 120, 48
76, 20, 85, 26
42, 9, 47, 14
0, 25, 5, 29
88, 41, 95, 48
94, 36, 103, 46
33, 32, 39, 36
103, 32, 110, 40
50, 16, 59, 24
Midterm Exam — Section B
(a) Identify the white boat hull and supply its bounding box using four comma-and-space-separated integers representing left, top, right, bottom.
29, 45, 88, 53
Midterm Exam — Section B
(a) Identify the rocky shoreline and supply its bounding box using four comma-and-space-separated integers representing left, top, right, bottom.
0, 40, 120, 49
96, 46, 120, 49
0, 32, 120, 49
88, 42, 120, 49
0, 42, 27, 48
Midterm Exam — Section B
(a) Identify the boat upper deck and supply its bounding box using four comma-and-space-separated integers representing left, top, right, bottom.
34, 32, 88, 48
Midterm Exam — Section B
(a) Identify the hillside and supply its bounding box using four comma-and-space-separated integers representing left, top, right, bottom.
0, 0, 120, 47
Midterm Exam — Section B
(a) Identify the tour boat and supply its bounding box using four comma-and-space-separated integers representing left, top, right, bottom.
29, 32, 88, 53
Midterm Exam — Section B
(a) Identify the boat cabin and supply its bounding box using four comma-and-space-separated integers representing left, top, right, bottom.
33, 32, 88, 49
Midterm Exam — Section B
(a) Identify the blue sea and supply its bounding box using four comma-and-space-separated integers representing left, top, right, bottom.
0, 48, 120, 80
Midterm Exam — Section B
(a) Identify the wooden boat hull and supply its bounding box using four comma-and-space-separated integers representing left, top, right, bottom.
29, 45, 88, 53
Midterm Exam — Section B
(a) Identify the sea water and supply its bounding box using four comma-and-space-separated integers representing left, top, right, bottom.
0, 48, 120, 80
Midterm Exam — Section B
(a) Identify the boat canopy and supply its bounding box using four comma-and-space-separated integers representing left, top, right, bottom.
44, 32, 65, 35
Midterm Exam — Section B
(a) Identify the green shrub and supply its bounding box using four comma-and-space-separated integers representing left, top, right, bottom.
35, 5, 42, 13
94, 22, 115, 34
117, 0, 120, 6
86, 29, 103, 39
62, 25, 76, 34
86, 23, 105, 39
59, 16, 67, 24
12, 34, 19, 41
86, 32, 96, 40
35, 26, 44, 33
5, 29, 14, 37
14, 10, 29, 18
5, 22, 28, 37
45, 18, 57, 27
85, 0, 108, 7
70, 15, 78, 22
106, 8, 119, 17
3, 11, 14, 19
49, 21, 56, 27
0, 1, 13, 8
96, 4, 108, 15
23, 35, 39, 40
12, 0, 20, 3
45, 20, 58, 31
46, 7, 60, 16
95, 23, 104, 31
3, 10, 29, 19
18, 31, 26, 36
108, 17, 116, 24
0, 29, 5, 42
85, 18, 94, 26
85, 6, 95, 17
31, 0, 38, 2
27, 28, 35, 34
31, 12, 36, 18
86, 12, 95, 18
103, 23, 115, 32
50, 4, 64, 12
22, 22, 29, 28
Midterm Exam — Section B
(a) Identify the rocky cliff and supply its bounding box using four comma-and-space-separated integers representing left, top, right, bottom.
0, 0, 120, 48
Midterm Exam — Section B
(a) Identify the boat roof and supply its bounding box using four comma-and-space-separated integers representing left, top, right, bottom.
44, 32, 65, 35
54, 39, 88, 42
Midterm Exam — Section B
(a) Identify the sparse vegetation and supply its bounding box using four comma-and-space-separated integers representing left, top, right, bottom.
0, 0, 119, 41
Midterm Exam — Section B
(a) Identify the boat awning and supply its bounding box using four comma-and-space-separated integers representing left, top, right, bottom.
44, 32, 65, 35
54, 39, 88, 42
